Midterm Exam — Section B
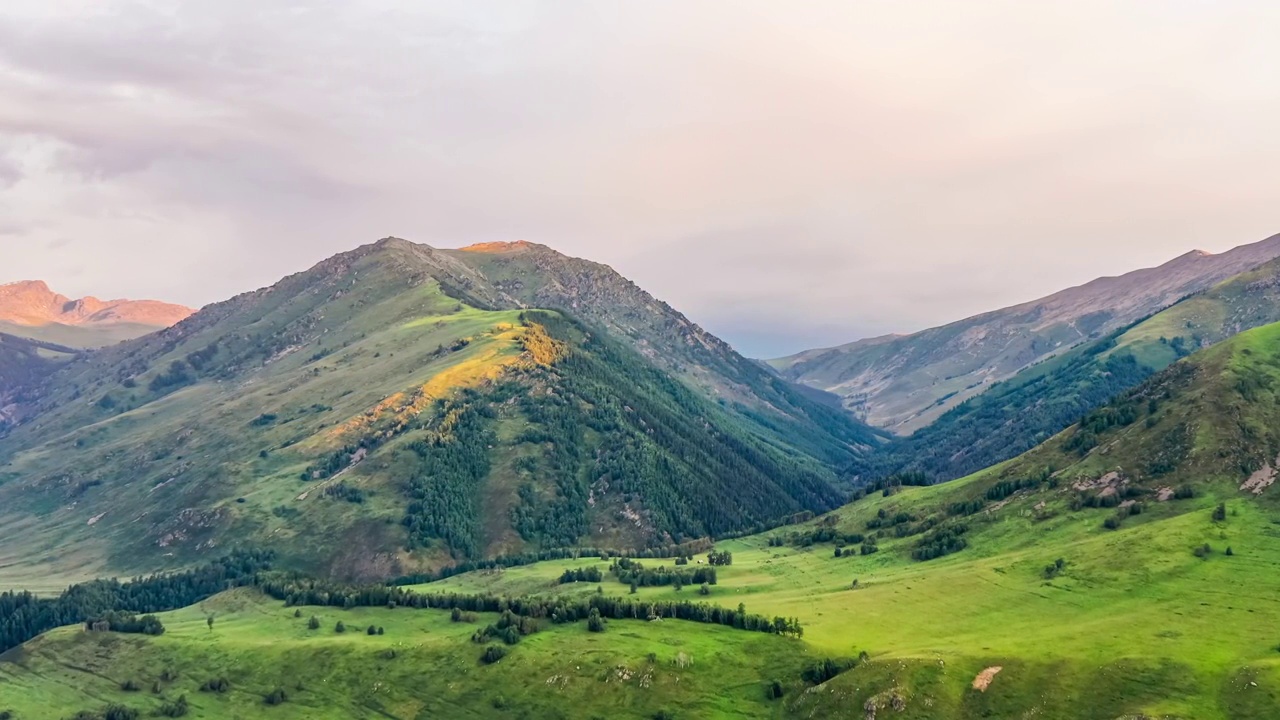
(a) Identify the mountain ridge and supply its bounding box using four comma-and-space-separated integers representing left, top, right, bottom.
771, 232, 1280, 432
0, 280, 193, 330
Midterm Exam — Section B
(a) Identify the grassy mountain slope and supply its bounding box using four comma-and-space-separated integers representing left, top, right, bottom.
9, 324, 1280, 718
0, 239, 876, 588
770, 233, 1280, 433
878, 254, 1280, 481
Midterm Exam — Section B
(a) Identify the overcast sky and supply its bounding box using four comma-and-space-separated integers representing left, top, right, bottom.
2, 2, 1279, 357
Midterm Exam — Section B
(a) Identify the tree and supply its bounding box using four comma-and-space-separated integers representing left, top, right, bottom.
1213, 502, 1227, 522
308, 615, 321, 630
335, 620, 346, 633
367, 625, 378, 636
699, 583, 710, 596
587, 608, 607, 633
1226, 546, 1235, 556
206, 615, 215, 632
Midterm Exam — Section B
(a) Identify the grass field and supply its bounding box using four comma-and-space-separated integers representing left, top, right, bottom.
6, 471, 1280, 718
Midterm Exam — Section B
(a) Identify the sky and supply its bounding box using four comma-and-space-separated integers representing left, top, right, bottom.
2, 2, 1279, 358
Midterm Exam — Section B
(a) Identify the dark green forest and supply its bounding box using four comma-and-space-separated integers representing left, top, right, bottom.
869, 327, 1169, 482
395, 312, 856, 558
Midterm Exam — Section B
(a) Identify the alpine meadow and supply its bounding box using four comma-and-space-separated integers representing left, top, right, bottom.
5, 4, 1280, 719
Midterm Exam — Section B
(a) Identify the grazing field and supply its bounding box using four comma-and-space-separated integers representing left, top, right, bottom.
0, 588, 817, 720
6, 473, 1280, 719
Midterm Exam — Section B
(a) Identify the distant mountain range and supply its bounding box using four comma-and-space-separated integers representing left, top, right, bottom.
770, 234, 1280, 434
872, 253, 1280, 481
0, 280, 193, 347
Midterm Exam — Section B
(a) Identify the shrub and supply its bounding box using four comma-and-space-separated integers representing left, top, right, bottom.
308, 615, 321, 630
120, 679, 141, 692
766, 680, 785, 699
264, 688, 288, 706
102, 705, 139, 720
1193, 543, 1212, 559
481, 645, 508, 664
199, 677, 231, 693
157, 695, 189, 717
451, 607, 478, 623
334, 620, 346, 633
801, 657, 856, 685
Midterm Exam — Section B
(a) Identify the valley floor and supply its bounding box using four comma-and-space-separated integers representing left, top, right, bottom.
4, 478, 1280, 719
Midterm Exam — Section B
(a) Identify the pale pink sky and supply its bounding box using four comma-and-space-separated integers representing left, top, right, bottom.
2, 1, 1278, 355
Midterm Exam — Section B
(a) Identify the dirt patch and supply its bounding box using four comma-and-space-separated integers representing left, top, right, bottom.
1241, 457, 1279, 495
972, 666, 1002, 692
1156, 486, 1174, 502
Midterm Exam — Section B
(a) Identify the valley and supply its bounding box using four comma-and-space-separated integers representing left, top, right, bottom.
5, 239, 1280, 719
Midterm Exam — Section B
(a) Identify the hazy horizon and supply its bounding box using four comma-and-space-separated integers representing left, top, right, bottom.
4, 2, 1279, 356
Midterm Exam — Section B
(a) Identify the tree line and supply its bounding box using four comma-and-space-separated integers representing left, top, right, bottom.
257, 573, 803, 637
0, 551, 272, 654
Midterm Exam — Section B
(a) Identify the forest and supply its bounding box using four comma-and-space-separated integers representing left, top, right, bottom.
0, 551, 272, 654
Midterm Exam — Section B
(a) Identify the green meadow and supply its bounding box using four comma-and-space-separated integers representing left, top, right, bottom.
6, 470, 1280, 719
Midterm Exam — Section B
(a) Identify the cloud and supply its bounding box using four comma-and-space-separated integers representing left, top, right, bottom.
1, 1, 1279, 356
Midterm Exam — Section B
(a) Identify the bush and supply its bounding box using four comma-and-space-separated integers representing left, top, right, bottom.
157, 695, 189, 717
481, 645, 508, 664
765, 680, 785, 699
334, 620, 346, 633
264, 688, 288, 706
1193, 543, 1212, 559
120, 679, 142, 692
308, 615, 321, 630
102, 705, 139, 720
199, 677, 231, 693
801, 657, 856, 685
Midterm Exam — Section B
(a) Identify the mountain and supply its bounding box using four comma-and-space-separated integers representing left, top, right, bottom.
0, 282, 193, 438
876, 253, 1280, 481
0, 280, 193, 349
770, 233, 1280, 433
8, 322, 1280, 719
0, 238, 881, 587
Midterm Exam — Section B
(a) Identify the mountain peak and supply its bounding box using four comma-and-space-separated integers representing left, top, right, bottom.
457, 240, 545, 254
1, 279, 53, 293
